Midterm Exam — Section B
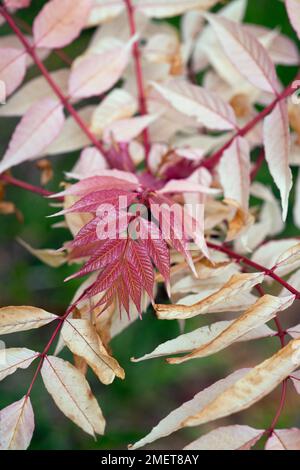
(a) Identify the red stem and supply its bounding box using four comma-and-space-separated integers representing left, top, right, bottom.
0, 173, 59, 198
0, 6, 108, 159
202, 77, 300, 171
14, 16, 73, 66
251, 148, 265, 181
124, 0, 151, 162
207, 241, 300, 298
25, 292, 87, 400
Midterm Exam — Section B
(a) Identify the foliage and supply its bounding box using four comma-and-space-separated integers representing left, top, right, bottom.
0, 0, 300, 451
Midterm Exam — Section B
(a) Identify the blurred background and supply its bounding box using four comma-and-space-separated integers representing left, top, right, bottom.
0, 0, 299, 450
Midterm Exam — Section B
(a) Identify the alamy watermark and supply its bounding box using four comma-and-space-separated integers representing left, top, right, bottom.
95, 197, 204, 250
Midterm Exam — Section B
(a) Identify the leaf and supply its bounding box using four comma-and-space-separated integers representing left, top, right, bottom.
218, 137, 251, 212
155, 272, 264, 320
72, 147, 108, 179
290, 371, 300, 394
69, 38, 135, 99
265, 428, 300, 450
0, 348, 38, 381
103, 115, 158, 143
205, 14, 280, 94
132, 320, 275, 363
264, 101, 292, 221
4, 0, 31, 9
274, 243, 300, 270
127, 240, 155, 300
294, 170, 300, 229
130, 368, 249, 449
252, 239, 300, 280
61, 319, 124, 384
0, 48, 27, 97
0, 397, 34, 450
182, 338, 300, 428
0, 306, 58, 335
18, 238, 66, 268
90, 89, 137, 136
135, 0, 218, 18
41, 356, 105, 437
0, 69, 69, 117
87, 0, 125, 27
33, 0, 92, 49
44, 106, 95, 156
0, 98, 65, 173
286, 0, 300, 39
167, 295, 295, 364
184, 425, 263, 450
151, 79, 237, 130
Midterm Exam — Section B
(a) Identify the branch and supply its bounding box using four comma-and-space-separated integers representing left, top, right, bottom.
202, 76, 300, 171
207, 241, 300, 298
0, 6, 109, 161
14, 16, 73, 66
124, 0, 151, 162
0, 173, 59, 198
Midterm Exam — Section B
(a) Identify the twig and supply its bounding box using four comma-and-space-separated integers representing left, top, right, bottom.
202, 76, 300, 171
0, 173, 59, 198
0, 6, 109, 160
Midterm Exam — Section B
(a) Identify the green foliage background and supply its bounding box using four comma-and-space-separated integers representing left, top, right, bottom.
0, 0, 299, 450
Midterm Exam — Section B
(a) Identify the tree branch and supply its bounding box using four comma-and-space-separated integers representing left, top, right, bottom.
202, 76, 300, 171
208, 241, 300, 298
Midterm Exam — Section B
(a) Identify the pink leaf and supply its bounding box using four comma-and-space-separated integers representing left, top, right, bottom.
33, 0, 92, 49
263, 101, 292, 221
286, 0, 300, 39
52, 175, 140, 199
55, 189, 136, 216
69, 38, 135, 99
67, 239, 127, 280
72, 147, 108, 178
0, 48, 27, 97
0, 98, 65, 173
152, 79, 237, 131
205, 13, 280, 94
138, 219, 170, 290
0, 397, 34, 450
127, 240, 155, 300
4, 0, 31, 9
265, 428, 300, 450
103, 115, 158, 144
218, 136, 251, 211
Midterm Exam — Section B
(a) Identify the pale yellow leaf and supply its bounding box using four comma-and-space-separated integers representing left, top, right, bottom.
130, 368, 249, 450
132, 320, 274, 363
61, 319, 125, 385
155, 272, 264, 320
167, 295, 295, 364
41, 356, 105, 437
18, 238, 66, 268
0, 306, 58, 335
0, 348, 38, 381
182, 338, 300, 428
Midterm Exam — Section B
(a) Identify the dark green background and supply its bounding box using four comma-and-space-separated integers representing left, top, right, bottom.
0, 0, 299, 450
